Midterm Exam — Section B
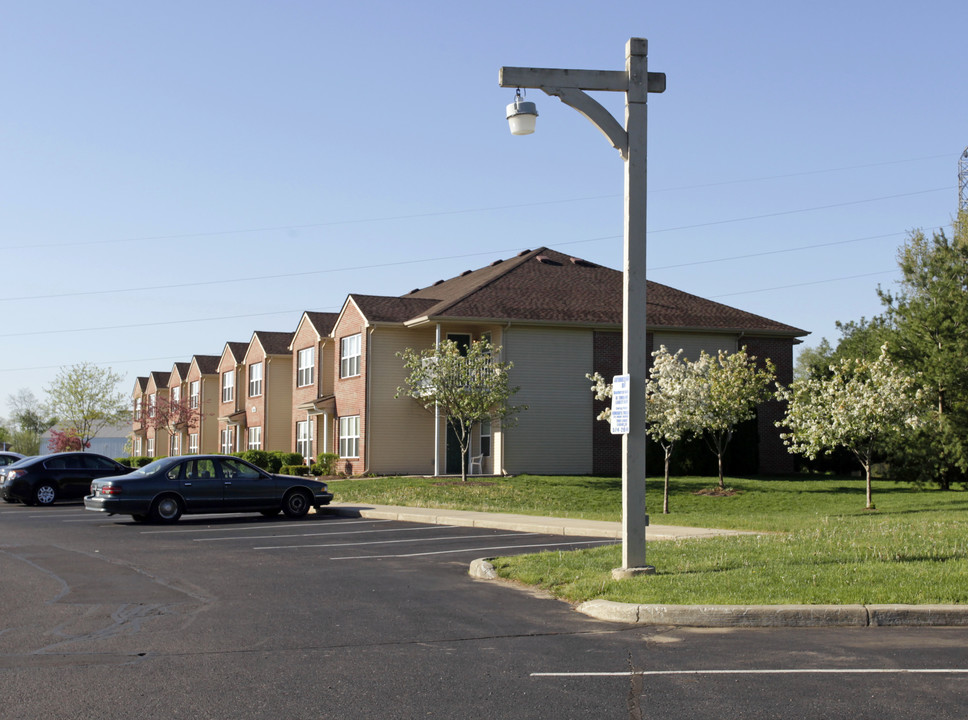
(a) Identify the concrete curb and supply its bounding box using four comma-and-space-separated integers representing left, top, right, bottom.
469, 559, 968, 627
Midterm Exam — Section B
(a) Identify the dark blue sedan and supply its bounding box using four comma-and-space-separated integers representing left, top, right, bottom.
85, 455, 333, 523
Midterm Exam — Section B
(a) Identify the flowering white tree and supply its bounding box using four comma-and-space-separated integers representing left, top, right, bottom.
776, 344, 924, 510
588, 346, 706, 513
693, 348, 776, 490
397, 339, 524, 482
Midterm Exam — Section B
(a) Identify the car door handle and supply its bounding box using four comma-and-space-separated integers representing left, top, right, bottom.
183, 482, 193, 486
224, 481, 232, 486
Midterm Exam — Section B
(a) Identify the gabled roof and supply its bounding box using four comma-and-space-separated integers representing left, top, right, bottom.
222, 341, 249, 364
289, 311, 340, 350
190, 354, 221, 376
249, 330, 294, 358
145, 371, 170, 393
132, 376, 148, 396
394, 247, 805, 337
169, 362, 191, 385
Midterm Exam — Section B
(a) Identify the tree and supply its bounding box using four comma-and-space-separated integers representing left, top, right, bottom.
142, 393, 200, 451
45, 363, 130, 449
396, 339, 525, 482
48, 427, 91, 453
777, 344, 924, 510
588, 346, 706, 514
6, 388, 57, 454
692, 348, 776, 489
875, 212, 968, 489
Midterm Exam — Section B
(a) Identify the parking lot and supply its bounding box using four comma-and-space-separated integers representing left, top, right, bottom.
4, 501, 968, 719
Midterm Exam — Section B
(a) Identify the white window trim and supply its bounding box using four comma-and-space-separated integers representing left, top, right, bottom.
248, 362, 263, 398
189, 433, 199, 454
248, 426, 262, 450
297, 347, 315, 388
339, 415, 360, 458
222, 370, 235, 403
189, 381, 200, 409
340, 334, 362, 379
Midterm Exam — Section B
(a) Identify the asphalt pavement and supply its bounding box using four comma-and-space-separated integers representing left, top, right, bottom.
324, 501, 968, 629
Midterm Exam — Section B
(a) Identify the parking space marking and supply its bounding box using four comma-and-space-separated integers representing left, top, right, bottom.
138, 518, 392, 535
253, 530, 536, 551
329, 539, 616, 559
532, 668, 968, 677
194, 523, 456, 542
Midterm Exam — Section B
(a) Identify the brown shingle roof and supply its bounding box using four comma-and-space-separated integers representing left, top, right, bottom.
252, 330, 294, 356
225, 342, 248, 362
304, 311, 339, 336
349, 294, 439, 323
397, 247, 805, 336
192, 354, 221, 375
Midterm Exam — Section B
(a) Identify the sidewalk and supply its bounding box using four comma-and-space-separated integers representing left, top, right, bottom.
324, 501, 749, 540
322, 502, 968, 628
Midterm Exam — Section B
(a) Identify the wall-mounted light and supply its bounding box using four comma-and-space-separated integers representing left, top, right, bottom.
506, 88, 537, 135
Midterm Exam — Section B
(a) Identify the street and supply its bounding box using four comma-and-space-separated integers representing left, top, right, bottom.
2, 501, 967, 719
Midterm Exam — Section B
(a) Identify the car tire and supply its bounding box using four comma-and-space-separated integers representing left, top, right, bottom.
150, 495, 183, 523
281, 489, 311, 519
259, 509, 280, 517
34, 483, 57, 506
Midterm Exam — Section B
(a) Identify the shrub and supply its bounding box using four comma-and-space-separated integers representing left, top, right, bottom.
281, 464, 311, 476
279, 452, 304, 467
316, 453, 340, 475
240, 450, 270, 469
134, 456, 155, 468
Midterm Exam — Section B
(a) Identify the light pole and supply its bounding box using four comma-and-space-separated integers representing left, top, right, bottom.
500, 38, 664, 576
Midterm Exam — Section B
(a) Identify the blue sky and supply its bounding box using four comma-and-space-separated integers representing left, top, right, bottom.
1, 1, 965, 419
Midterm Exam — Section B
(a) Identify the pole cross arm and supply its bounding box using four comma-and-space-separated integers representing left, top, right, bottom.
499, 67, 666, 94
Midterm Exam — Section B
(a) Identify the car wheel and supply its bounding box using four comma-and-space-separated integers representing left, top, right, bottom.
259, 509, 280, 517
281, 489, 311, 519
150, 495, 183, 523
131, 514, 149, 522
34, 483, 57, 506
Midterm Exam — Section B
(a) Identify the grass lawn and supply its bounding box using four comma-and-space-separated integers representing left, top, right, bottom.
329, 474, 968, 605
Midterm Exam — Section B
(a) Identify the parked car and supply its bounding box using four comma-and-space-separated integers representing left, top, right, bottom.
1, 452, 129, 506
0, 451, 25, 467
85, 455, 334, 523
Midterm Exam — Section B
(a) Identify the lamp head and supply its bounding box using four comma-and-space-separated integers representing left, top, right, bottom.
506, 88, 537, 135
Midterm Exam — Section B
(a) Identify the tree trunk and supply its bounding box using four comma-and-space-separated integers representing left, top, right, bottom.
663, 446, 671, 514
864, 462, 875, 510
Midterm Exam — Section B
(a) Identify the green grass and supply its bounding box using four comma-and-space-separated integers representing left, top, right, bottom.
329, 474, 968, 605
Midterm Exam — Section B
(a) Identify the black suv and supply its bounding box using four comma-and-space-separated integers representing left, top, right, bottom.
1, 452, 129, 506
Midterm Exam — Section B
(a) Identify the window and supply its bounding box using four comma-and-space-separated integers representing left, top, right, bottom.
146, 438, 155, 457
134, 437, 142, 456
170, 434, 180, 456
297, 347, 315, 387
148, 394, 157, 418
248, 362, 263, 397
189, 433, 199, 454
221, 370, 235, 403
296, 420, 312, 460
339, 416, 360, 458
134, 397, 142, 421
480, 419, 491, 457
171, 385, 181, 405
189, 381, 200, 409
248, 426, 262, 450
340, 334, 361, 378
219, 458, 262, 479
220, 428, 234, 454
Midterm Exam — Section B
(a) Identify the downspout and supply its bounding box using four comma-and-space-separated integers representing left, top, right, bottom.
434, 323, 441, 477
264, 356, 270, 451
364, 326, 374, 474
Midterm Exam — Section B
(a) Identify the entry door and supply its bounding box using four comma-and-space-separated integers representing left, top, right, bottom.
445, 421, 464, 475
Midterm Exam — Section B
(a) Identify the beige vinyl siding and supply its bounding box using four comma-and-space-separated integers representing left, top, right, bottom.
652, 332, 737, 361
502, 326, 594, 475
365, 326, 438, 474
265, 357, 293, 452
199, 376, 219, 453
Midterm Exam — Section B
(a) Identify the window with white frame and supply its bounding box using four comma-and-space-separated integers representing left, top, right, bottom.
134, 437, 142, 456
189, 433, 199, 454
297, 347, 315, 387
171, 385, 181, 405
339, 416, 360, 458
340, 334, 361, 378
146, 438, 155, 457
134, 397, 142, 421
189, 381, 200, 409
148, 394, 156, 418
170, 434, 180, 456
220, 428, 234, 454
248, 362, 263, 397
296, 420, 312, 460
221, 370, 235, 403
247, 426, 262, 450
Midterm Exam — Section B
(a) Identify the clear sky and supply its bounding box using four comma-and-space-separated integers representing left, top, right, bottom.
1, 0, 965, 419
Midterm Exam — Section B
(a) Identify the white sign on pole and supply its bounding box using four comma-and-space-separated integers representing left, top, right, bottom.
610, 374, 630, 435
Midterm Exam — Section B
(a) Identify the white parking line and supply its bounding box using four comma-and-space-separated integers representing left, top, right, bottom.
253, 531, 536, 551
139, 518, 392, 535
330, 539, 616, 559
195, 523, 456, 542
532, 668, 968, 677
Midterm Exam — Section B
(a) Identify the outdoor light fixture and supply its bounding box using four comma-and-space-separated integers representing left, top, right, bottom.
506, 88, 538, 135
